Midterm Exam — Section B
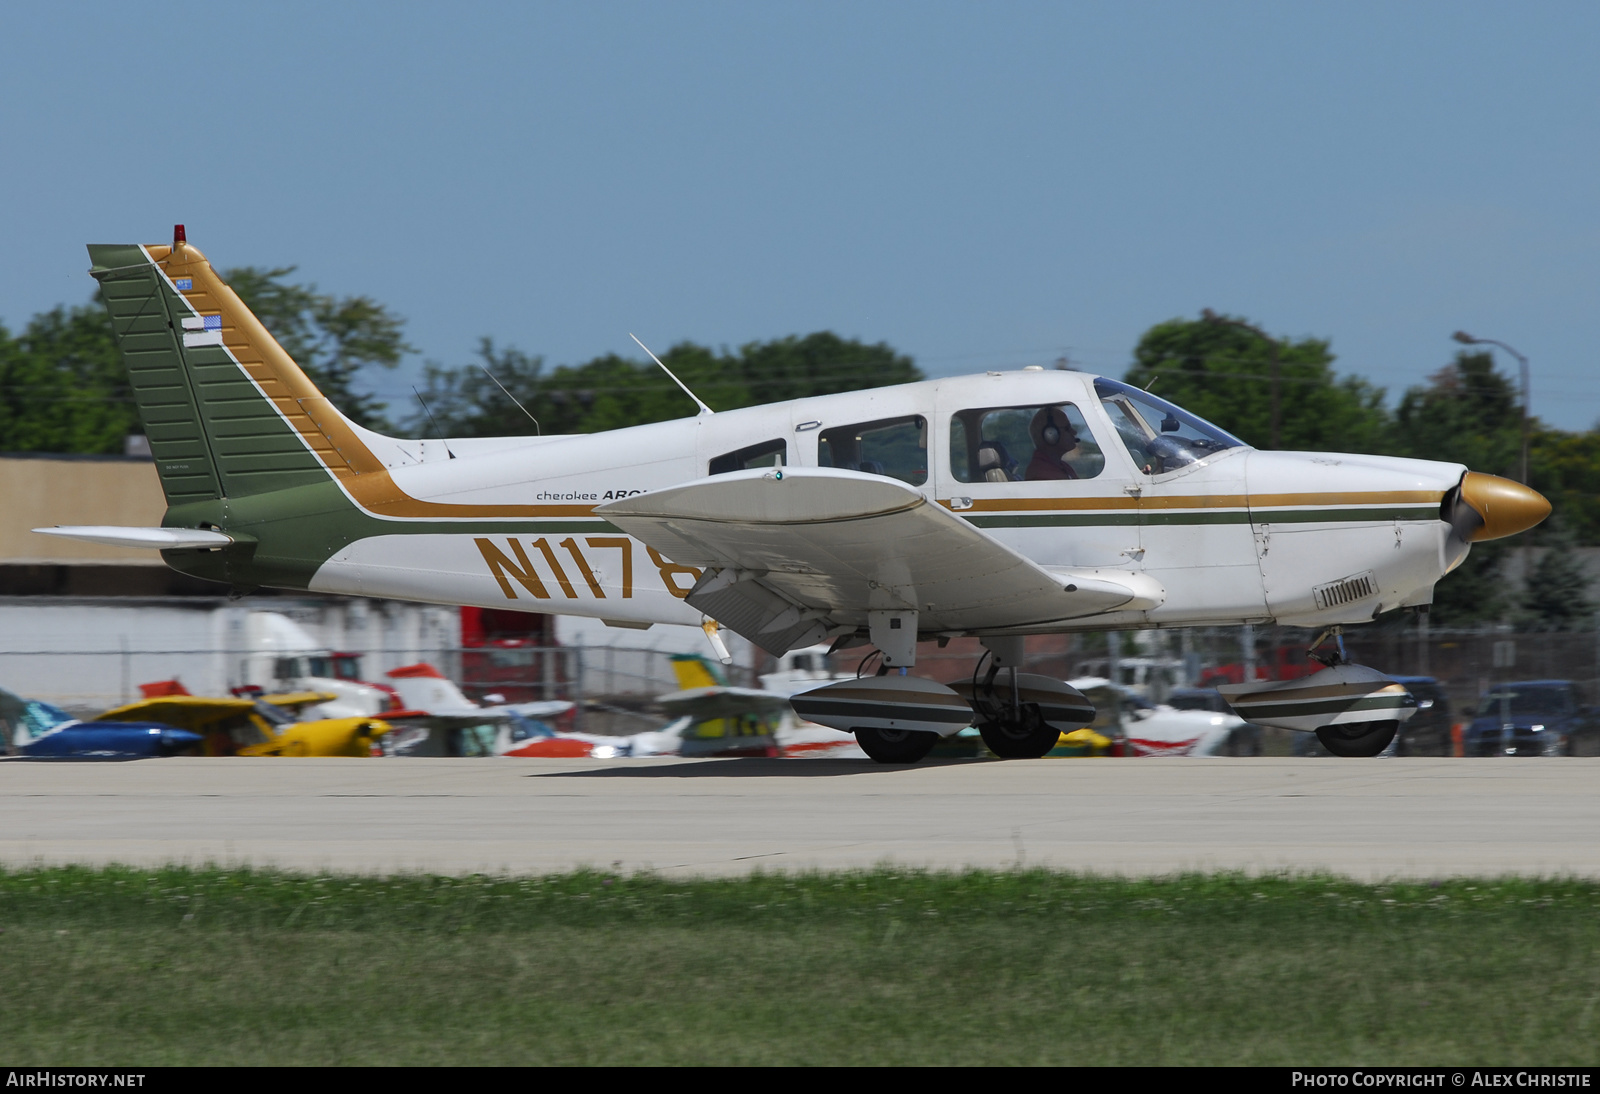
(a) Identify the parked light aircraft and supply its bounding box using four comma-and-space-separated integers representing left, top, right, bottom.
38, 230, 1551, 762
0, 686, 202, 759
93, 693, 389, 757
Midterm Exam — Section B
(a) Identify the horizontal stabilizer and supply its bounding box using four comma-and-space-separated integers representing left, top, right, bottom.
31, 526, 234, 550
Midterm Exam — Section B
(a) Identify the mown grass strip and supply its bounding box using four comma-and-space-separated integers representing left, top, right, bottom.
1, 867, 1597, 1066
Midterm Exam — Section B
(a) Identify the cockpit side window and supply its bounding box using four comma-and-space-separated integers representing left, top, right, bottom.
818, 416, 927, 486
949, 404, 1105, 483
1094, 377, 1245, 475
709, 438, 786, 476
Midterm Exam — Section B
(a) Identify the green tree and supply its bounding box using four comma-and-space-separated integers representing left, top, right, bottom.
1517, 517, 1595, 630
1428, 542, 1511, 627
0, 300, 136, 454
224, 266, 413, 430
1123, 314, 1391, 452
732, 332, 920, 403
412, 333, 921, 438
1528, 429, 1600, 546
1390, 351, 1521, 477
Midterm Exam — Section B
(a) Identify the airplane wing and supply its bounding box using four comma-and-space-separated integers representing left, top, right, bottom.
94, 693, 334, 731
487, 700, 575, 719
258, 691, 340, 708
95, 696, 258, 730
383, 710, 510, 729
656, 685, 793, 721
597, 468, 1162, 655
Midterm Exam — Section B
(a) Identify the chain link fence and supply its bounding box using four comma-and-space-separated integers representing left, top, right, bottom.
5, 621, 1597, 738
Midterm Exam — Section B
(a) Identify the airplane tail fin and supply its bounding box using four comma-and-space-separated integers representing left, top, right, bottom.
88, 229, 385, 507
669, 653, 728, 690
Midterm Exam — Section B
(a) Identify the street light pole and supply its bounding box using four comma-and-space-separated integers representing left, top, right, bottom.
1452, 331, 1530, 485
1203, 309, 1281, 449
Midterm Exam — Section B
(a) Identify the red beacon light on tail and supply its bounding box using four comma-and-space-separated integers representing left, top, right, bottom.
173, 224, 186, 245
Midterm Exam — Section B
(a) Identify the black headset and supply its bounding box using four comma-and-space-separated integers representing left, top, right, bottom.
1040, 408, 1070, 446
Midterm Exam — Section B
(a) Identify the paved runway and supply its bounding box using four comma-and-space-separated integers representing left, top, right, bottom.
2, 756, 1596, 879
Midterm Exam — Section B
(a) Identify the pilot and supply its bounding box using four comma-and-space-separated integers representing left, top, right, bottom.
1025, 406, 1081, 480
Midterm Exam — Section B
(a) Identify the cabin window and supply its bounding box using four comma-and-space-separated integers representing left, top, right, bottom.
817, 416, 927, 486
709, 438, 787, 476
948, 404, 1105, 483
1093, 377, 1244, 475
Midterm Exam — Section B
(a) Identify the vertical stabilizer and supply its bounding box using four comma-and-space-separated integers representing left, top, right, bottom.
88, 231, 381, 505
669, 653, 728, 690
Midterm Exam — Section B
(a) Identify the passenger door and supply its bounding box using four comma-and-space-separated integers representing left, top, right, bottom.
935, 384, 1141, 572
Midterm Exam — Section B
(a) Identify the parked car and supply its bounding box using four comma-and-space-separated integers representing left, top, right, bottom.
1164, 687, 1264, 756
1463, 681, 1600, 757
1388, 677, 1454, 756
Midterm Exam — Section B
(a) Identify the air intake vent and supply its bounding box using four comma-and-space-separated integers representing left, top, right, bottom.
1313, 571, 1377, 610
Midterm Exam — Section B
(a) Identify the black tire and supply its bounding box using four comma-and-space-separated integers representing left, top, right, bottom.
1315, 720, 1399, 758
855, 727, 939, 764
977, 710, 1060, 759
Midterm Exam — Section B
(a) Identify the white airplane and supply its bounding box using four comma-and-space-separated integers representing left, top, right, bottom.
37, 229, 1551, 763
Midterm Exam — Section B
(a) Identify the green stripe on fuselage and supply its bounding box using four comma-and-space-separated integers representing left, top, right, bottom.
964, 505, 1438, 530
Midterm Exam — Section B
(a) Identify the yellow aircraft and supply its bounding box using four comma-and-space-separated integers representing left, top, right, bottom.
657, 654, 785, 757
94, 694, 391, 757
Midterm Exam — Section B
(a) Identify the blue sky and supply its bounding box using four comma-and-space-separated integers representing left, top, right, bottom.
3, 2, 1597, 429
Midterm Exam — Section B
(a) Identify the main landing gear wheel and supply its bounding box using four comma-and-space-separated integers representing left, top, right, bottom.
976, 710, 1059, 759
1315, 720, 1398, 758
961, 656, 1071, 759
855, 726, 939, 764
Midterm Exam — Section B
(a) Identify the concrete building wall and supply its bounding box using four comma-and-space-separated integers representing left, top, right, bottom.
0, 455, 167, 566
0, 597, 462, 713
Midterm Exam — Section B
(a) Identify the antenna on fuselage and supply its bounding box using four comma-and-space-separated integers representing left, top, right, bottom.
413, 386, 456, 459
477, 366, 541, 435
629, 333, 714, 416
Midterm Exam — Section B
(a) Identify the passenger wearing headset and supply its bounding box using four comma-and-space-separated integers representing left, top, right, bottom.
1024, 406, 1081, 480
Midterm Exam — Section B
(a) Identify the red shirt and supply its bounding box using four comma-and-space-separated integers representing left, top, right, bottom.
1025, 450, 1077, 480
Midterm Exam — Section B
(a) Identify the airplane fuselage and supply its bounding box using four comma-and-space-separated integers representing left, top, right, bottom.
163, 369, 1467, 635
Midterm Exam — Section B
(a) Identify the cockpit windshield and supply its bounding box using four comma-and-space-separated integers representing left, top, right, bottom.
252, 700, 296, 728
1093, 377, 1247, 475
